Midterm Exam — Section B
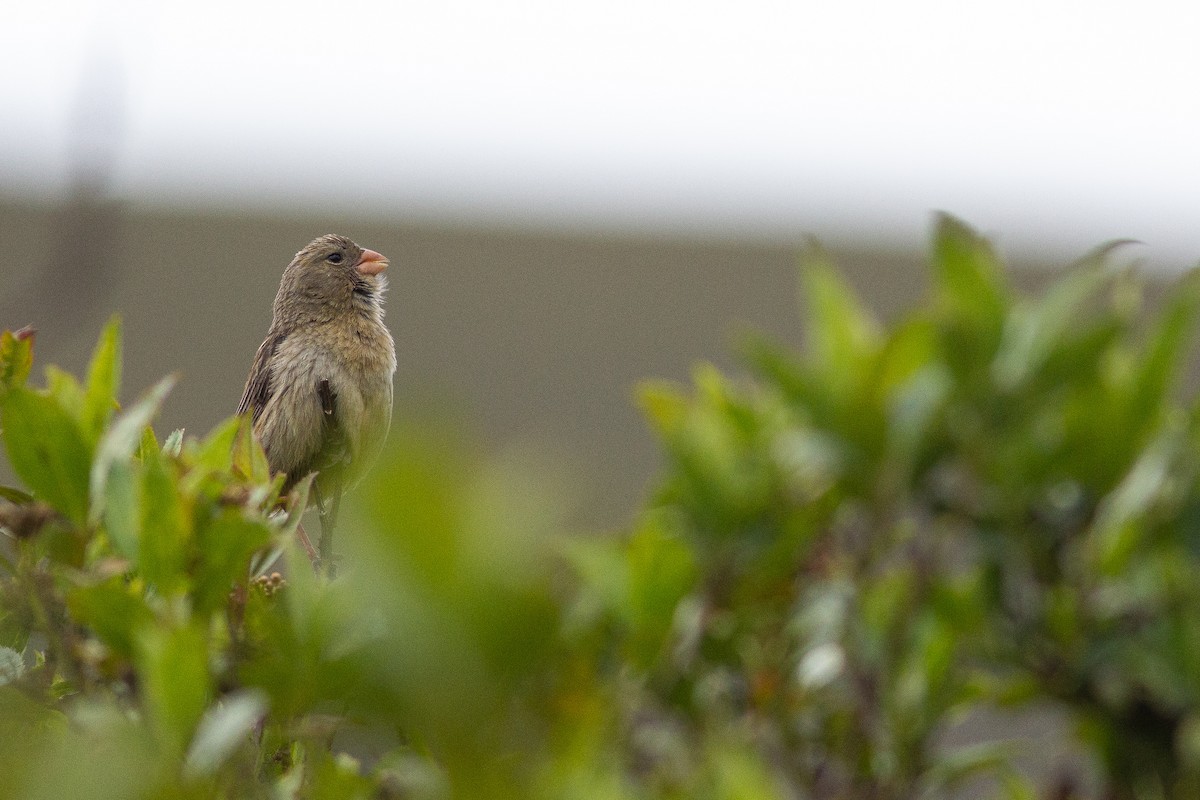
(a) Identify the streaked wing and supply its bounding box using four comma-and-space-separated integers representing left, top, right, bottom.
235, 331, 286, 420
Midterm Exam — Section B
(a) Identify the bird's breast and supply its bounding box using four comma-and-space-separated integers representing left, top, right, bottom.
307, 318, 395, 457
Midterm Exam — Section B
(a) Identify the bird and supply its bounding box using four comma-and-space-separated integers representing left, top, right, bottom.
236, 234, 396, 572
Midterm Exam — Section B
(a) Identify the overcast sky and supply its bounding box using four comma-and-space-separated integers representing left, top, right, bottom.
5, 0, 1200, 265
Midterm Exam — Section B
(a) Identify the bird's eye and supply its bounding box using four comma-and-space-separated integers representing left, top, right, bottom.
327, 252, 344, 264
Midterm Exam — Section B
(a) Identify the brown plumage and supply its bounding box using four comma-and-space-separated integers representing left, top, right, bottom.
237, 234, 396, 565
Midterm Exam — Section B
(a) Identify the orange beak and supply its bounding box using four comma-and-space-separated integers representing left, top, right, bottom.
355, 248, 389, 276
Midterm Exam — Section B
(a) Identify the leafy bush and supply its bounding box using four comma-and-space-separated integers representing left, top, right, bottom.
2, 215, 1200, 799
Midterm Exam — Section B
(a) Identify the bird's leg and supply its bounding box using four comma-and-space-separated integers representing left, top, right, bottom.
294, 521, 320, 568
310, 478, 342, 578
318, 478, 342, 578
308, 482, 328, 575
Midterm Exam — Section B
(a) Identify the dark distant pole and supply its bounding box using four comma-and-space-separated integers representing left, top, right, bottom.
47, 44, 127, 332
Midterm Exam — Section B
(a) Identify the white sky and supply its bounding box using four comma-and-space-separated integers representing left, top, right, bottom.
5, 0, 1200, 265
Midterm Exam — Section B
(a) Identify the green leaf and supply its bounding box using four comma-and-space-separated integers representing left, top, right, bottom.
637, 380, 690, 437
708, 742, 778, 799
874, 316, 939, 393
930, 213, 1008, 327
284, 472, 313, 534
625, 513, 697, 659
693, 361, 731, 408
800, 252, 881, 374
183, 689, 267, 779
67, 580, 154, 658
740, 332, 818, 409
887, 364, 951, 460
44, 366, 86, 423
82, 317, 122, 445
0, 486, 34, 504
137, 623, 212, 757
0, 646, 23, 686
138, 453, 190, 594
250, 473, 314, 577
560, 536, 629, 625
194, 511, 271, 614
307, 749, 376, 797
102, 459, 141, 562
88, 374, 177, 527
0, 386, 92, 525
232, 413, 270, 485
1092, 429, 1179, 573
925, 741, 1019, 794
191, 416, 241, 473
0, 327, 34, 392
997, 770, 1039, 800
138, 425, 159, 459
991, 261, 1110, 391
1128, 269, 1200, 419
9, 700, 158, 800
162, 428, 184, 458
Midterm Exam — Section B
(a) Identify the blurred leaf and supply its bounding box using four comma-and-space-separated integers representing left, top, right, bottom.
251, 473, 314, 577
82, 316, 122, 445
924, 741, 1018, 795
1128, 269, 1200, 419
709, 742, 779, 800
996, 771, 1039, 800
307, 750, 376, 798
741, 332, 814, 407
930, 215, 1010, 382
89, 374, 176, 526
232, 413, 271, 485
0, 485, 33, 504
138, 425, 159, 460
194, 511, 270, 614
162, 428, 184, 458
0, 327, 34, 392
800, 251, 880, 375
561, 536, 628, 627
102, 459, 141, 561
67, 580, 154, 659
1092, 428, 1179, 573
771, 426, 844, 501
626, 513, 697, 645
991, 261, 1109, 391
44, 366, 87, 423
887, 364, 951, 462
931, 213, 1008, 326
637, 380, 690, 437
138, 451, 190, 594
0, 385, 92, 525
183, 689, 267, 779
191, 416, 241, 474
17, 700, 162, 800
796, 642, 846, 690
896, 612, 956, 717
137, 623, 211, 757
0, 646, 23, 686
875, 316, 939, 393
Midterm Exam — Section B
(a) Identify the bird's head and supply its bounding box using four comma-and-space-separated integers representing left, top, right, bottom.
274, 234, 390, 323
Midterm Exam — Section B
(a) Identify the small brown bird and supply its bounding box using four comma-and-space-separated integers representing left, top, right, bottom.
236, 234, 396, 569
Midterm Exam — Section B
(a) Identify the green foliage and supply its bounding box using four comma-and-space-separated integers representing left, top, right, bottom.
3, 216, 1200, 798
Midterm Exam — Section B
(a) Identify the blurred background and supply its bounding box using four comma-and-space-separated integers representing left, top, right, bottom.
4, 0, 1200, 527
